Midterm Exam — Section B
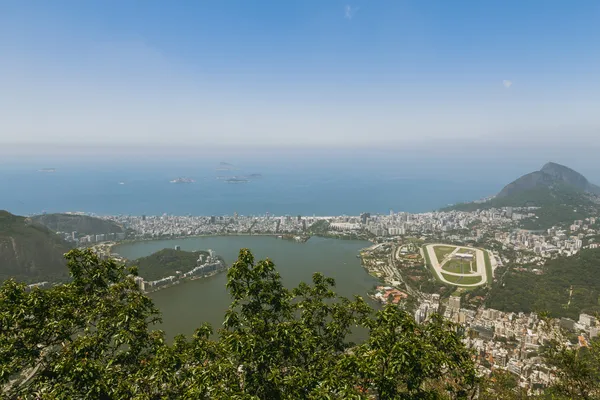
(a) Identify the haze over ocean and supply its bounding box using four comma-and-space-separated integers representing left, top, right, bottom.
3, 145, 599, 217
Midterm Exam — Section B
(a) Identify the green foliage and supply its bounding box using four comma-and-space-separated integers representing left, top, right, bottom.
487, 248, 600, 319
307, 220, 330, 235
131, 248, 210, 280
0, 210, 73, 283
0, 249, 162, 398
479, 370, 529, 399
543, 337, 600, 399
1, 248, 479, 399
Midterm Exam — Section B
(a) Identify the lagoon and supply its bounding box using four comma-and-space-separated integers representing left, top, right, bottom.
113, 235, 379, 341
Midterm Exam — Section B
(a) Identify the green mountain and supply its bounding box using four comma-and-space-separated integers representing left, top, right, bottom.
497, 162, 600, 198
487, 248, 600, 319
0, 211, 72, 283
132, 248, 211, 281
31, 213, 124, 235
443, 163, 600, 228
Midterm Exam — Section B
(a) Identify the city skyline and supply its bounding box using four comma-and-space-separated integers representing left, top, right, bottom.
1, 1, 599, 148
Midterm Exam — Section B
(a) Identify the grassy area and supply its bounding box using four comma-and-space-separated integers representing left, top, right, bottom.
442, 259, 475, 274
433, 245, 456, 262
457, 248, 475, 256
482, 249, 493, 285
441, 273, 484, 286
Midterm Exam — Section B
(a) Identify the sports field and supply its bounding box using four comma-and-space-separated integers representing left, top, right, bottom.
423, 243, 489, 287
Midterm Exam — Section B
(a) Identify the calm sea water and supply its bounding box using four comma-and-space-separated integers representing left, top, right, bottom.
0, 159, 501, 216
114, 235, 379, 341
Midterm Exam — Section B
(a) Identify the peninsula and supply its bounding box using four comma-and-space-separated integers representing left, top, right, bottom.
127, 247, 226, 293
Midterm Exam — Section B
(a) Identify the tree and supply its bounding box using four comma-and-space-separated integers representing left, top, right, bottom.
479, 370, 528, 400
543, 337, 600, 399
2, 248, 478, 399
1, 249, 163, 399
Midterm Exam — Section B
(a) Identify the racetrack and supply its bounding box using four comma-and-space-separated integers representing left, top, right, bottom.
424, 244, 488, 287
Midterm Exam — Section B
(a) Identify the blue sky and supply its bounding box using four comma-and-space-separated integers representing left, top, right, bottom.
1, 0, 599, 149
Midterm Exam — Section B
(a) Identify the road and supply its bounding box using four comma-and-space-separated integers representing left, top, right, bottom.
424, 244, 488, 287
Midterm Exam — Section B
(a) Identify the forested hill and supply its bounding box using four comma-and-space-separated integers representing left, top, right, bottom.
31, 213, 124, 235
486, 248, 600, 319
442, 162, 600, 229
132, 248, 211, 281
497, 162, 600, 198
0, 210, 72, 283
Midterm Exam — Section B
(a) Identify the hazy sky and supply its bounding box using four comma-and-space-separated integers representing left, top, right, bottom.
1, 0, 599, 148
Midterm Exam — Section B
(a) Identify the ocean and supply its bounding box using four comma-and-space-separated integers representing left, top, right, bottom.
0, 155, 504, 217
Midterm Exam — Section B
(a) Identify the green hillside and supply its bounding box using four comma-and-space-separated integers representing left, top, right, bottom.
0, 210, 73, 283
31, 213, 124, 235
486, 248, 600, 319
132, 248, 211, 280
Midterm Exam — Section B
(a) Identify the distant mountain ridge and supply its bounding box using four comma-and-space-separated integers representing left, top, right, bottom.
31, 213, 124, 236
0, 211, 72, 283
442, 162, 600, 228
497, 162, 600, 198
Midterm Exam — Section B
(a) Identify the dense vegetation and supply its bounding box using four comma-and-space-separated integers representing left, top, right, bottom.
2, 248, 479, 399
131, 248, 211, 280
487, 248, 600, 319
0, 210, 72, 283
307, 219, 330, 234
31, 213, 125, 236
2, 248, 599, 398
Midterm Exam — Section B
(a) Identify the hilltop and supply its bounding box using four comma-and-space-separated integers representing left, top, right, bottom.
497, 162, 600, 198
0, 211, 72, 283
31, 213, 125, 236
443, 162, 600, 228
131, 248, 211, 281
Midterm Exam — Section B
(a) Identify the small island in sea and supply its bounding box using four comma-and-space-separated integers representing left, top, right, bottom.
170, 177, 195, 184
216, 162, 237, 171
38, 168, 56, 173
225, 177, 249, 184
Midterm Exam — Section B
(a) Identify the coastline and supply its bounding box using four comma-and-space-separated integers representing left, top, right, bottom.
142, 269, 224, 295
110, 232, 375, 253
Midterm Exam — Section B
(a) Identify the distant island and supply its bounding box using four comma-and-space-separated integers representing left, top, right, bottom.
38, 168, 56, 173
216, 162, 237, 171
170, 177, 195, 184
225, 177, 248, 184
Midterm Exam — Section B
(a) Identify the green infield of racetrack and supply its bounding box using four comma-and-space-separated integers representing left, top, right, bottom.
440, 273, 484, 286
483, 250, 493, 285
433, 245, 457, 262
441, 259, 476, 274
